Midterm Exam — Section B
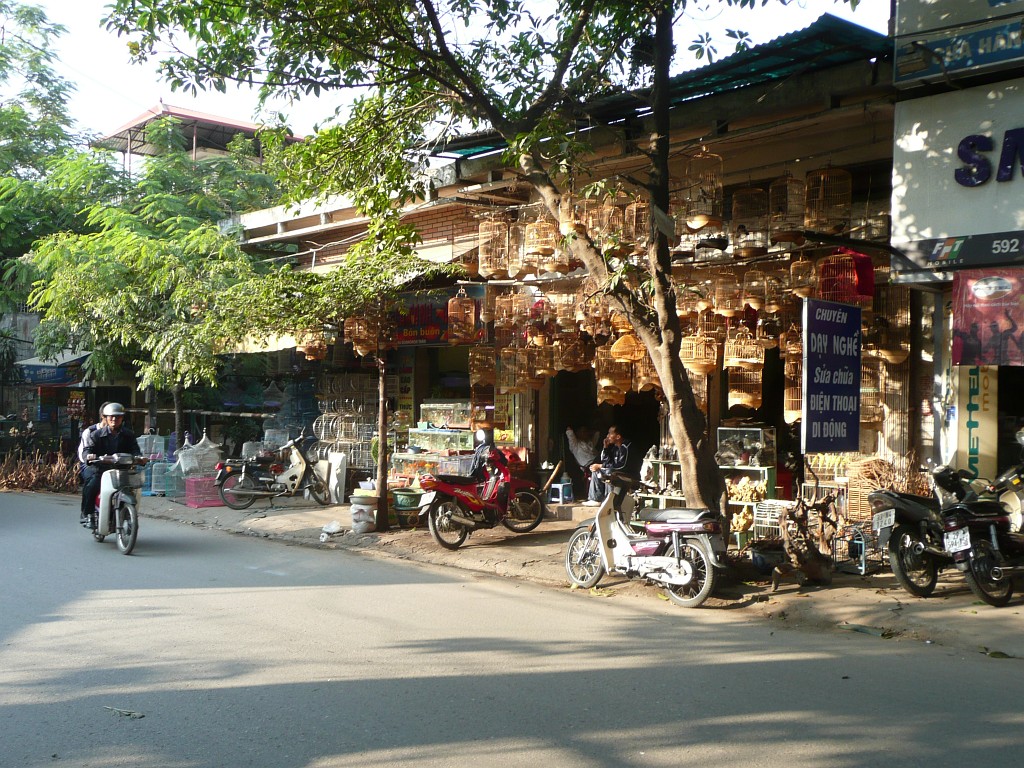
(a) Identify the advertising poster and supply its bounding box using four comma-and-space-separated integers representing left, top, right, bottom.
801, 298, 862, 454
952, 268, 1024, 366
956, 365, 998, 480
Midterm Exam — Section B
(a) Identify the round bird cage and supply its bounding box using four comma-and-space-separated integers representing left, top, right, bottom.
764, 268, 789, 313
344, 315, 380, 358
713, 272, 743, 317
534, 345, 558, 378
558, 333, 595, 372
870, 281, 911, 366
479, 284, 499, 325
517, 347, 546, 391
524, 213, 558, 257
805, 166, 852, 234
497, 346, 521, 394
684, 150, 725, 230
469, 345, 496, 387
688, 368, 709, 413
447, 287, 477, 345
731, 186, 769, 258
634, 350, 662, 392
594, 346, 633, 391
728, 368, 763, 410
298, 331, 328, 361
679, 331, 720, 375
623, 199, 651, 253
723, 325, 765, 370
783, 352, 803, 424
790, 257, 817, 298
478, 215, 510, 279
493, 293, 515, 329
610, 332, 645, 363
816, 252, 860, 304
769, 173, 806, 245
741, 268, 767, 311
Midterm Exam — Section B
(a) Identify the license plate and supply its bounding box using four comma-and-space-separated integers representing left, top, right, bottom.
417, 491, 436, 509
872, 508, 896, 532
944, 527, 972, 553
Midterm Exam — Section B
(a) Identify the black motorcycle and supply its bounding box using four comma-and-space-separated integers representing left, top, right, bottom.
941, 429, 1024, 607
869, 483, 951, 597
213, 429, 331, 509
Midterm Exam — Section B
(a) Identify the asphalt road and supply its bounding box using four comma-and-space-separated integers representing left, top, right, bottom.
2, 492, 1023, 768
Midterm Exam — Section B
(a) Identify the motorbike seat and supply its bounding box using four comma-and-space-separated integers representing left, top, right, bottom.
637, 507, 716, 524
436, 474, 478, 486
963, 500, 1009, 517
888, 491, 941, 511
252, 455, 277, 466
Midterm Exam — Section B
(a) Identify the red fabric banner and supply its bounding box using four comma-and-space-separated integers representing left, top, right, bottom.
951, 268, 1024, 367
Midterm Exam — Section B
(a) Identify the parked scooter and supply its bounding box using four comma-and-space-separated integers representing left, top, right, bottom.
417, 437, 546, 550
564, 472, 727, 608
213, 429, 331, 509
84, 453, 148, 555
869, 481, 952, 597
941, 428, 1024, 607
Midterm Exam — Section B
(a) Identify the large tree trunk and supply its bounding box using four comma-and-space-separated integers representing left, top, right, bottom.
517, 5, 726, 515
172, 381, 185, 452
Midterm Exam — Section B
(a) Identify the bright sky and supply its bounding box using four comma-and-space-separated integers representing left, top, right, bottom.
36, 0, 891, 140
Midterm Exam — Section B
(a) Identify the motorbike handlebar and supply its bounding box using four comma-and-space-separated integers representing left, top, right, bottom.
86, 453, 149, 467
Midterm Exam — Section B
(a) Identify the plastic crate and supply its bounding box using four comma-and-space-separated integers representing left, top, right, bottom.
438, 454, 475, 475
184, 476, 222, 508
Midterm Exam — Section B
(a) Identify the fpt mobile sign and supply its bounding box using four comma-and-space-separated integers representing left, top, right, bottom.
802, 299, 862, 453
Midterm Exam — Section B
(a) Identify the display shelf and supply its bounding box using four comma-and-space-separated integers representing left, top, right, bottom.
408, 428, 475, 452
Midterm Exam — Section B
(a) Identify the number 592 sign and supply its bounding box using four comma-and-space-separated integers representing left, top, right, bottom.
801, 298, 862, 453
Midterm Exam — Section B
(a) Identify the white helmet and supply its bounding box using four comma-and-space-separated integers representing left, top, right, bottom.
102, 402, 126, 417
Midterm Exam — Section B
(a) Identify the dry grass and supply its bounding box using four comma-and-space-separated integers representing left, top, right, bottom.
0, 451, 80, 493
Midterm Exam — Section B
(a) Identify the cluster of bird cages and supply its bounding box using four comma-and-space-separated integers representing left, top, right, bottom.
313, 373, 379, 470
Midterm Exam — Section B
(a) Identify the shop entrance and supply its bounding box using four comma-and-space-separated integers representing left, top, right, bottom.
998, 367, 1024, 474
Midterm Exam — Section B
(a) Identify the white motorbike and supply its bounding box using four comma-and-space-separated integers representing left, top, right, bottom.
84, 453, 147, 555
564, 472, 728, 608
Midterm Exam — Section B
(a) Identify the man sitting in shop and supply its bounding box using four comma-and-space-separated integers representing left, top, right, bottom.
583, 425, 633, 506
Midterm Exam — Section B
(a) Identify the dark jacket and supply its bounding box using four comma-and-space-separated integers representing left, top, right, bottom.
78, 424, 141, 475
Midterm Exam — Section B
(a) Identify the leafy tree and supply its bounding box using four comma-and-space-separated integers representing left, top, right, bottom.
107, 0, 860, 513
0, 1, 87, 267
19, 119, 279, 447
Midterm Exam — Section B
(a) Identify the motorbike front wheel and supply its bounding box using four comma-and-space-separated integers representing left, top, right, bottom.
116, 502, 138, 555
564, 527, 604, 588
887, 523, 939, 597
219, 474, 258, 510
664, 542, 716, 608
965, 538, 1014, 607
501, 490, 545, 533
428, 500, 469, 550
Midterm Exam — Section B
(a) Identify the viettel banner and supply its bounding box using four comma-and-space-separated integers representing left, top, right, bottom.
952, 268, 1024, 366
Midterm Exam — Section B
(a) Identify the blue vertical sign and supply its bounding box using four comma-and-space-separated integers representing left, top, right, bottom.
802, 298, 862, 453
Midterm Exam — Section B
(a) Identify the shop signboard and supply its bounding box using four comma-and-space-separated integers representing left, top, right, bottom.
891, 77, 1024, 283
390, 285, 485, 346
801, 299, 862, 454
951, 267, 1024, 366
895, 0, 1024, 87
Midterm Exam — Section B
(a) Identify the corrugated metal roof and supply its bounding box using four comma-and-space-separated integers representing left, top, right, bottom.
437, 13, 889, 158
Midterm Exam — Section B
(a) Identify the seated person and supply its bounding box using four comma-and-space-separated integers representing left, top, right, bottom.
584, 425, 633, 506
565, 424, 600, 496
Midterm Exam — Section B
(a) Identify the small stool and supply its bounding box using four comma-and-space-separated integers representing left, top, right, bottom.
549, 483, 574, 504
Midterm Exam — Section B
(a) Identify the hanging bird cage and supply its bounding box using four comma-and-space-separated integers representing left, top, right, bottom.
600, 200, 626, 242
764, 269, 789, 313
861, 356, 884, 428
478, 215, 510, 279
783, 350, 803, 424
511, 291, 534, 325
344, 315, 380, 358
769, 173, 806, 245
558, 196, 587, 237
505, 221, 527, 279
479, 284, 499, 325
679, 331, 720, 375
497, 346, 520, 394
547, 290, 578, 329
730, 187, 769, 258
699, 307, 729, 341
595, 346, 633, 392
741, 268, 767, 311
634, 351, 662, 392
469, 345, 496, 386
684, 150, 725, 230
728, 368, 763, 410
608, 310, 633, 336
610, 332, 645, 363
534, 345, 558, 378
687, 368, 709, 413
623, 199, 651, 252
805, 166, 852, 234
816, 252, 860, 304
493, 293, 515, 329
713, 272, 743, 317
524, 212, 558, 257
298, 331, 328, 361
555, 332, 593, 372
756, 314, 781, 350
517, 347, 546, 391
541, 245, 570, 275
723, 325, 765, 370
447, 288, 477, 345
790, 257, 817, 298
871, 282, 911, 365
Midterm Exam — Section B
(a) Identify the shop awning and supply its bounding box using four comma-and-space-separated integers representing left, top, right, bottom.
15, 352, 89, 386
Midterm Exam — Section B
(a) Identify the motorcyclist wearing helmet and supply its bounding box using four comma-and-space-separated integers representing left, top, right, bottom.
78, 402, 143, 527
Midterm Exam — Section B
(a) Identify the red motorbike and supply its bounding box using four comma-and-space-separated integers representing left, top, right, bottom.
417, 443, 546, 550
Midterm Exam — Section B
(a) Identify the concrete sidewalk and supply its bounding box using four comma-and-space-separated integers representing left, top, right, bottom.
141, 494, 1024, 659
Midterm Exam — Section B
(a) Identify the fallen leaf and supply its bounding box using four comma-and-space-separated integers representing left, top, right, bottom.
104, 706, 144, 719
589, 587, 615, 597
